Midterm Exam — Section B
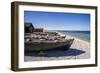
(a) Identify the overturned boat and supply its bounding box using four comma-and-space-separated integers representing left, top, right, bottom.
24, 22, 74, 51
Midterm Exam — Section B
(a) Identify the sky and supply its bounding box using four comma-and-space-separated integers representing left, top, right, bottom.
24, 11, 90, 31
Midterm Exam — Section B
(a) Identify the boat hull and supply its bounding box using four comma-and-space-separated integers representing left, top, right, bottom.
25, 39, 74, 51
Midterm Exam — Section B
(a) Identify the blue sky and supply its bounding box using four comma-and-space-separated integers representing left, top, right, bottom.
24, 11, 90, 31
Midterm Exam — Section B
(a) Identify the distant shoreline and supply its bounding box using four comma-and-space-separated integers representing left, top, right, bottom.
44, 30, 90, 42
54, 30, 90, 42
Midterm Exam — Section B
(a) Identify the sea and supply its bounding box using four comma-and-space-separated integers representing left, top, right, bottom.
57, 31, 90, 42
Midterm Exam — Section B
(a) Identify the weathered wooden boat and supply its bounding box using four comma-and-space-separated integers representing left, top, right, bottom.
24, 22, 74, 51
24, 31, 74, 51
25, 38, 74, 51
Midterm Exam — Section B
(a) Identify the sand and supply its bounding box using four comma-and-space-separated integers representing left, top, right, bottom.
24, 32, 90, 61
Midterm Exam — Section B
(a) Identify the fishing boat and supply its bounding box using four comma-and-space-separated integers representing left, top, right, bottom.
24, 22, 74, 51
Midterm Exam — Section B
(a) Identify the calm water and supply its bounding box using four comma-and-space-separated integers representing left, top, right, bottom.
57, 31, 90, 42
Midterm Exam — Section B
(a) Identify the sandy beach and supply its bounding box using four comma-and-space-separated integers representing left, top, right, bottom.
24, 32, 90, 61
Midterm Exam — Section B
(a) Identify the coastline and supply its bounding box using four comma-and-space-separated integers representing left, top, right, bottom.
24, 31, 90, 61
57, 31, 90, 42
58, 31, 90, 58
57, 31, 89, 44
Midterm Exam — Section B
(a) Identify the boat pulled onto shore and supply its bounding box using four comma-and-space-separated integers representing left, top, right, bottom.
24, 22, 74, 51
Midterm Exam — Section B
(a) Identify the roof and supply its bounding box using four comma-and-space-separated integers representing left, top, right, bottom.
24, 22, 34, 27
24, 22, 34, 33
